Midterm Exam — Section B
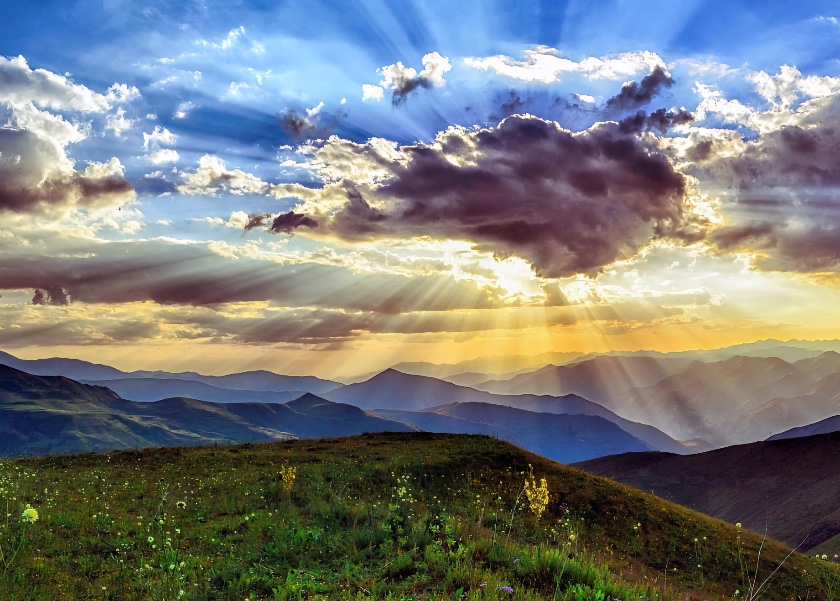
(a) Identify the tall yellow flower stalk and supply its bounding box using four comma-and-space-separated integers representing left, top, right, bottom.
523, 465, 549, 518
279, 463, 296, 493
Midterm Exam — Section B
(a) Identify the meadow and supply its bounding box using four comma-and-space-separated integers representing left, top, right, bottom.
0, 432, 837, 600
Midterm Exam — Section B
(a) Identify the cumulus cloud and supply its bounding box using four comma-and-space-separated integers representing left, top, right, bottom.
606, 65, 675, 111
0, 56, 135, 214
254, 115, 703, 278
701, 94, 840, 272
363, 51, 452, 106
464, 47, 663, 83
177, 155, 269, 196
148, 148, 180, 165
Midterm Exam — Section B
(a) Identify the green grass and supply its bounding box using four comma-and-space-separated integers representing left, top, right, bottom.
0, 432, 837, 600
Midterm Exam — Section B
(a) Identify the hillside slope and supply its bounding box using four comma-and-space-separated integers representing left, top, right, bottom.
0, 433, 832, 600
575, 431, 840, 551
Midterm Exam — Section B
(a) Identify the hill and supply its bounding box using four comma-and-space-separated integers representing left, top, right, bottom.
0, 433, 834, 600
0, 364, 410, 457
575, 431, 840, 552
325, 368, 690, 453
372, 402, 654, 463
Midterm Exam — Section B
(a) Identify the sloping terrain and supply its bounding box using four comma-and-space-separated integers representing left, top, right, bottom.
575, 431, 840, 551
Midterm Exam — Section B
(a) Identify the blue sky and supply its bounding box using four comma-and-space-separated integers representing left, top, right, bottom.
2, 1, 840, 376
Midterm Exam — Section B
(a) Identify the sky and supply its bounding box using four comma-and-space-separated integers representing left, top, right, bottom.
2, 0, 840, 378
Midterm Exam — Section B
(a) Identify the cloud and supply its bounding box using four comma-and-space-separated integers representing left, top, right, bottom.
0, 127, 133, 214
0, 55, 110, 112
142, 125, 176, 149
606, 65, 675, 112
702, 94, 840, 272
255, 115, 702, 278
105, 107, 135, 137
363, 51, 452, 106
148, 148, 180, 165
0, 56, 135, 215
32, 285, 70, 306
619, 108, 694, 134
0, 238, 504, 315
177, 155, 269, 196
464, 47, 663, 83
279, 101, 345, 138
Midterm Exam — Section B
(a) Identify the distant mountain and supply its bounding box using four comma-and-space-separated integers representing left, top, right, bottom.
0, 350, 341, 394
482, 352, 840, 447
475, 356, 694, 399
388, 350, 585, 378
324, 369, 690, 453
80, 377, 304, 404
575, 431, 840, 551
768, 415, 840, 440
0, 364, 409, 457
373, 402, 654, 463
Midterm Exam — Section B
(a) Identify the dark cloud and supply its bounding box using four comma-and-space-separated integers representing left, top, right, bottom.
244, 213, 271, 231
266, 115, 702, 278
32, 286, 70, 306
500, 92, 525, 115
606, 65, 675, 112
0, 239, 502, 313
619, 108, 694, 134
703, 96, 840, 271
270, 211, 319, 233
0, 128, 133, 213
278, 107, 346, 139
391, 77, 432, 106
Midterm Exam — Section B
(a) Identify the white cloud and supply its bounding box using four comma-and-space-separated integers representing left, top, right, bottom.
366, 52, 452, 104
105, 83, 140, 104
463, 47, 663, 83
105, 107, 135, 137
198, 26, 245, 50
148, 148, 180, 165
306, 101, 324, 118
0, 55, 111, 112
142, 126, 177, 150
177, 155, 269, 196
362, 83, 384, 102
174, 101, 196, 119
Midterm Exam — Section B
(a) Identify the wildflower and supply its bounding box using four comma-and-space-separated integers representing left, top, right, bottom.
569, 533, 576, 542
280, 463, 297, 492
523, 465, 549, 518
736, 522, 742, 528
21, 505, 38, 523
496, 584, 514, 594
176, 501, 186, 509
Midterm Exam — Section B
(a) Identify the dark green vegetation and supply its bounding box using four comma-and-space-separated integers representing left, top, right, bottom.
1, 433, 839, 600
575, 431, 840, 554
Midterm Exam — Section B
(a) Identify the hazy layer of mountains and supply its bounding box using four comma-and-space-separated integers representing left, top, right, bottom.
5, 337, 840, 460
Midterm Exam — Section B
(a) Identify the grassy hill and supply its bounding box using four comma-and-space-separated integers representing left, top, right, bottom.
0, 433, 837, 600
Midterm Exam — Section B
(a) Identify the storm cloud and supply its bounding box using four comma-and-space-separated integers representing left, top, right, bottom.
262, 115, 703, 278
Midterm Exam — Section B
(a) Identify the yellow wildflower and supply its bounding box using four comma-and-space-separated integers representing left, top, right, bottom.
21, 504, 39, 523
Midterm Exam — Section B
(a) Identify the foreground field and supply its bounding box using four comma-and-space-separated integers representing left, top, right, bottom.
0, 433, 837, 600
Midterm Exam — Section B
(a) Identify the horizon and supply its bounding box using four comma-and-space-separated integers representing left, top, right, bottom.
3, 1, 840, 378
4, 336, 839, 379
